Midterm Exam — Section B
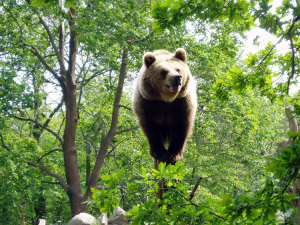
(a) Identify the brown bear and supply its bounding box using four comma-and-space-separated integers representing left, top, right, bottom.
133, 48, 197, 164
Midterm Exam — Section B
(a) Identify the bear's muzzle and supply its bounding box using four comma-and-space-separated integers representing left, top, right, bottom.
167, 75, 182, 91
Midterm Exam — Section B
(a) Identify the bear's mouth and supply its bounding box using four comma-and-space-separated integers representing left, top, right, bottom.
166, 84, 180, 91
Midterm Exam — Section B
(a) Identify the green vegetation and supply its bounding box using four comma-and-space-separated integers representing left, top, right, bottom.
0, 0, 299, 224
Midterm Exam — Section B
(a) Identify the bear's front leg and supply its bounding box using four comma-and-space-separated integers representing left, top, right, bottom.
140, 122, 170, 163
168, 120, 191, 164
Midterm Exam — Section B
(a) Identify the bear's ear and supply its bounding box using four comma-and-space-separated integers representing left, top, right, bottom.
143, 52, 156, 68
174, 48, 187, 62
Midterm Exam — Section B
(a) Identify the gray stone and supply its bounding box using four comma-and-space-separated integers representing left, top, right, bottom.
68, 213, 97, 225
107, 207, 129, 225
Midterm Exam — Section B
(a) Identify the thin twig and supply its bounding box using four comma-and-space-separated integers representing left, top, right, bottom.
37, 149, 63, 163
287, 33, 295, 95
1, 2, 23, 36
174, 190, 226, 220
114, 125, 139, 136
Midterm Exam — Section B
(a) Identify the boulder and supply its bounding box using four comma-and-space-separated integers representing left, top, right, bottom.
68, 213, 96, 225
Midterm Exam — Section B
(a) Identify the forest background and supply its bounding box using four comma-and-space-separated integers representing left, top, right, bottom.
0, 0, 299, 224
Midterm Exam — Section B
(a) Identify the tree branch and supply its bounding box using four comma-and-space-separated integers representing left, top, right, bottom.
14, 115, 63, 146
27, 161, 69, 193
37, 149, 63, 163
37, 15, 66, 75
189, 176, 203, 200
67, 8, 77, 78
41, 181, 61, 185
114, 125, 139, 136
250, 15, 300, 83
174, 189, 226, 220
1, 2, 23, 36
25, 43, 64, 85
119, 104, 133, 111
0, 133, 12, 151
42, 98, 64, 129
287, 32, 295, 95
85, 49, 128, 200
94, 186, 110, 190
78, 69, 107, 85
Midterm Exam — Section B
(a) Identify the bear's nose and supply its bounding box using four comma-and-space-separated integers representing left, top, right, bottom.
173, 75, 182, 85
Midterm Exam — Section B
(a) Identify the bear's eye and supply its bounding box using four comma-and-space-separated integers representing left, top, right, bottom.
161, 69, 168, 78
176, 69, 180, 73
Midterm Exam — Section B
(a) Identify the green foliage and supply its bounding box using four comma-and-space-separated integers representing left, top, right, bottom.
151, 0, 255, 32
0, 0, 299, 223
90, 170, 125, 214
30, 0, 76, 9
266, 136, 300, 179
90, 156, 298, 224
221, 132, 300, 224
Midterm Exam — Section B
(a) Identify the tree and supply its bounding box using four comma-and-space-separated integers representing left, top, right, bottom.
151, 0, 299, 99
1, 0, 299, 223
0, 0, 194, 221
150, 0, 300, 222
0, 0, 134, 217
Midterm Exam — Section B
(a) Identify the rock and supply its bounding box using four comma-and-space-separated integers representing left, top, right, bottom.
68, 213, 97, 225
38, 219, 46, 225
98, 213, 108, 225
107, 207, 129, 225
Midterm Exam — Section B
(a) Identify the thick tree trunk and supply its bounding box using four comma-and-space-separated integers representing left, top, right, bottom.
63, 80, 86, 215
62, 7, 87, 216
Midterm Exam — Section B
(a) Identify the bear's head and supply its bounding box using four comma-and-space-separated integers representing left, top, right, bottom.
139, 48, 191, 102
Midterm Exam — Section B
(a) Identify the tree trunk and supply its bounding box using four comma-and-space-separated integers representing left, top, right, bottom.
154, 159, 165, 202
278, 106, 299, 223
62, 7, 87, 216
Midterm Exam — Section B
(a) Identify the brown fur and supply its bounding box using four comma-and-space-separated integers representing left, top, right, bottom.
133, 49, 197, 164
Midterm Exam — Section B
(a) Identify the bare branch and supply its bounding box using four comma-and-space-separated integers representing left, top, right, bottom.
38, 16, 59, 60
114, 125, 139, 136
42, 181, 61, 185
78, 69, 107, 85
287, 33, 295, 95
27, 161, 69, 193
119, 104, 133, 111
85, 49, 128, 200
285, 15, 300, 95
0, 133, 12, 151
75, 54, 91, 83
25, 43, 64, 85
37, 149, 63, 163
94, 186, 110, 190
189, 176, 203, 200
42, 98, 64, 129
14, 115, 63, 146
108, 50, 128, 136
37, 15, 66, 74
249, 15, 300, 82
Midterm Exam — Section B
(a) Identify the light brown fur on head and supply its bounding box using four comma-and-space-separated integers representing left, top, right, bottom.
138, 48, 191, 102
